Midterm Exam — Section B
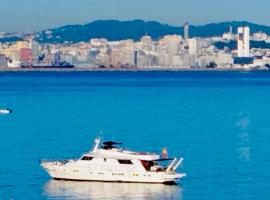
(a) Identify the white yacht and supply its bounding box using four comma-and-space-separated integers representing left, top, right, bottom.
41, 138, 186, 184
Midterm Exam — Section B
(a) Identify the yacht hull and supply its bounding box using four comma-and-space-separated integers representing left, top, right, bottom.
41, 161, 186, 184
53, 178, 177, 185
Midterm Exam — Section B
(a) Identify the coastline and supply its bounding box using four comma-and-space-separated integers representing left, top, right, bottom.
0, 67, 269, 72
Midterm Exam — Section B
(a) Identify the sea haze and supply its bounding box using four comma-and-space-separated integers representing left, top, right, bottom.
0, 71, 270, 199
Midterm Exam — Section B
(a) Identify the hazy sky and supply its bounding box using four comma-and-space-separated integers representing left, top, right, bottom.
1, 0, 270, 32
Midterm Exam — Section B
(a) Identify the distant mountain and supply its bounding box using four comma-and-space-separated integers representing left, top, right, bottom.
37, 20, 180, 43
0, 36, 23, 43
30, 20, 270, 43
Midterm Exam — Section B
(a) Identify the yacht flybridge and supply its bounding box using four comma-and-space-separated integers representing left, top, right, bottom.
41, 138, 186, 184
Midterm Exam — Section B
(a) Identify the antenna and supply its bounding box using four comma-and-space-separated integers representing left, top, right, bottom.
229, 25, 233, 35
144, 21, 148, 36
100, 130, 104, 144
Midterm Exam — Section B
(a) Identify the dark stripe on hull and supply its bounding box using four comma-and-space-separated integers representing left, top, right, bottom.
53, 178, 177, 185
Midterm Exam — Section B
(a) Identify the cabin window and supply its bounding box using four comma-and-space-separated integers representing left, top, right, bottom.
81, 156, 93, 161
118, 159, 133, 164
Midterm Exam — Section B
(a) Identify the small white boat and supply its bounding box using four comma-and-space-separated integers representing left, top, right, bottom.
0, 109, 12, 114
8, 60, 21, 68
41, 137, 186, 184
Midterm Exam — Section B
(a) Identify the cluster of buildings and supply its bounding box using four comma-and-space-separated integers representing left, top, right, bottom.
0, 37, 72, 68
1, 24, 270, 69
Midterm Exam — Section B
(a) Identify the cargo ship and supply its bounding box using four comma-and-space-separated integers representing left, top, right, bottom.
21, 61, 74, 69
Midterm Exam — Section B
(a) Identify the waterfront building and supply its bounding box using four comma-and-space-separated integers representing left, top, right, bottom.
188, 38, 199, 56
253, 56, 270, 66
234, 26, 253, 66
237, 27, 250, 57
30, 40, 40, 63
222, 26, 234, 41
20, 48, 32, 63
141, 35, 154, 51
223, 32, 232, 41
136, 51, 157, 68
178, 54, 196, 67
171, 55, 186, 67
109, 47, 122, 67
157, 52, 170, 67
10, 50, 20, 62
162, 35, 182, 56
76, 47, 91, 63
14, 41, 30, 50
90, 38, 108, 48
0, 54, 7, 67
97, 47, 110, 66
88, 49, 99, 66
252, 32, 268, 41
215, 52, 233, 66
120, 40, 135, 67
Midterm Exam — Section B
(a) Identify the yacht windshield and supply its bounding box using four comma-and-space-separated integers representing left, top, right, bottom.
81, 156, 93, 161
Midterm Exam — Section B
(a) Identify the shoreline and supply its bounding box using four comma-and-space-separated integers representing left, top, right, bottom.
0, 67, 269, 72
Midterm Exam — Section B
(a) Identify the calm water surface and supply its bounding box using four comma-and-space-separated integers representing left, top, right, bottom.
0, 71, 270, 200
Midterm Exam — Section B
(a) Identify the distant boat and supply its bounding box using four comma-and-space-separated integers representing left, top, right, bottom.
8, 60, 21, 68
0, 109, 12, 114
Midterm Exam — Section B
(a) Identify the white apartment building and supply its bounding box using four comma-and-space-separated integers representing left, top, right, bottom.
237, 27, 250, 57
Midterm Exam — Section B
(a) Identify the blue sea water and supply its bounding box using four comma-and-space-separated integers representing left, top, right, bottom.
0, 71, 270, 200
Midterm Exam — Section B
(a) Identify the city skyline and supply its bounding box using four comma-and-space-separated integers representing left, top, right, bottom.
1, 0, 270, 32
2, 22, 270, 70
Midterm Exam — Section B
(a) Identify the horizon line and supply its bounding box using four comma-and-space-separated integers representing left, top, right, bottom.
2, 19, 267, 34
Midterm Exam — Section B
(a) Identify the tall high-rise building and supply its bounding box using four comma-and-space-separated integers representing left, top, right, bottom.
237, 27, 250, 57
184, 22, 189, 41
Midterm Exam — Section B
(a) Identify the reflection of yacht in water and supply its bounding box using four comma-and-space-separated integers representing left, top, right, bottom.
45, 180, 183, 200
41, 137, 186, 184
